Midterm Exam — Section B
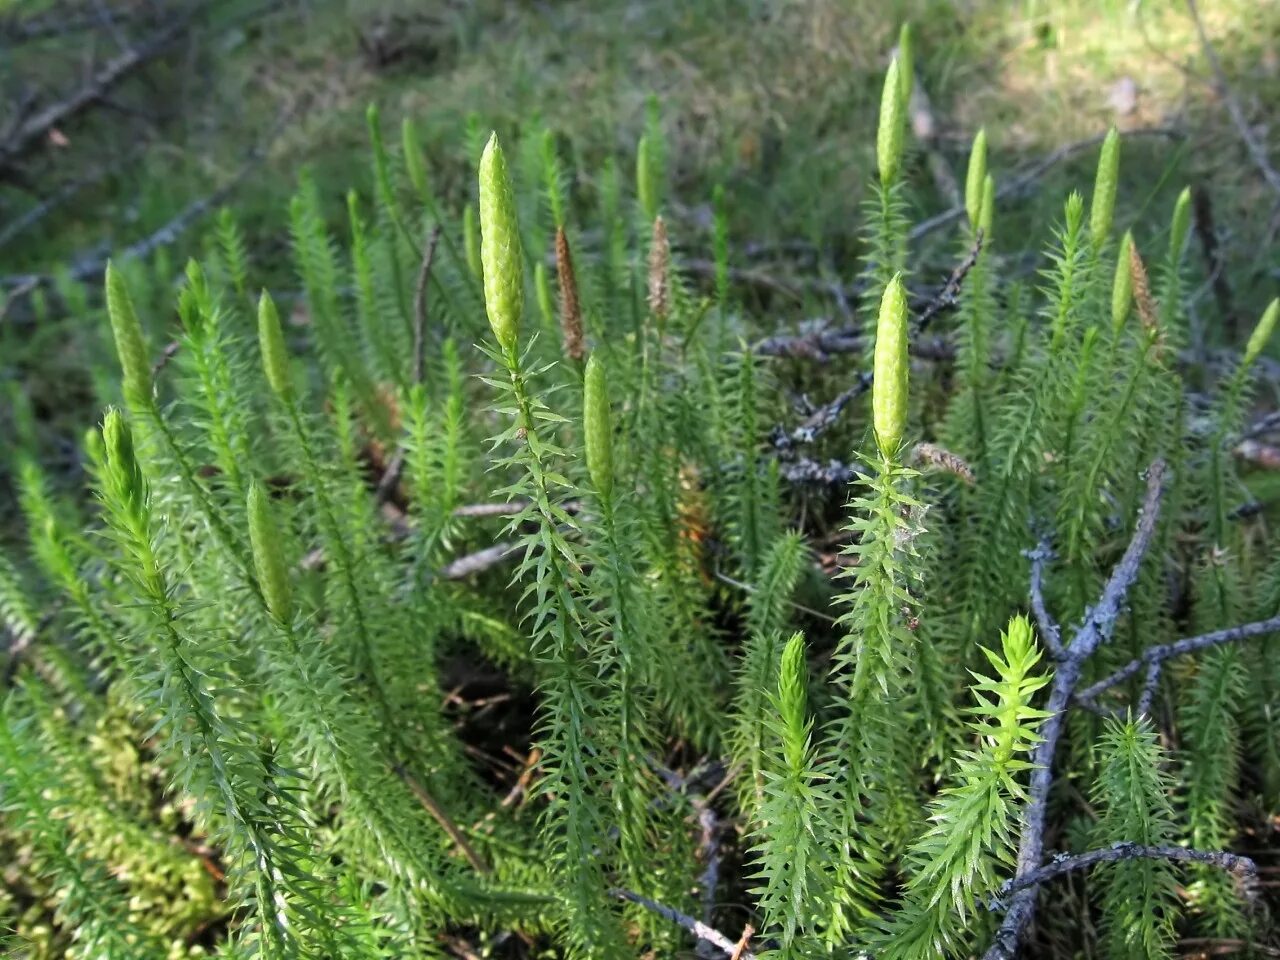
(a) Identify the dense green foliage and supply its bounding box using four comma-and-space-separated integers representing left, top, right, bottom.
2, 33, 1279, 960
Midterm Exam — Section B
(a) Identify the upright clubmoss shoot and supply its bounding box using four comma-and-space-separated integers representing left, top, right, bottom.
256, 290, 293, 402
478, 134, 523, 354
873, 273, 910, 458
105, 262, 152, 410
877, 58, 905, 190
1090, 127, 1120, 252
246, 481, 292, 626
965, 129, 988, 232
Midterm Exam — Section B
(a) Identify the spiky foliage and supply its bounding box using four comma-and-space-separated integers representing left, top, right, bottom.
730, 531, 809, 814
479, 133, 626, 957
823, 276, 919, 932
870, 616, 1049, 959
4, 44, 1277, 960
748, 633, 835, 958
0, 694, 159, 959
94, 410, 332, 959
1091, 716, 1181, 960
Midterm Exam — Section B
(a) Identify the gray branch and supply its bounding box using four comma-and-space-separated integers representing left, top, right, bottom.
1075, 613, 1280, 712
1025, 539, 1064, 659
438, 541, 521, 580
992, 842, 1257, 905
985, 460, 1167, 960
0, 7, 199, 171
611, 889, 757, 960
1185, 0, 1280, 200
375, 224, 443, 506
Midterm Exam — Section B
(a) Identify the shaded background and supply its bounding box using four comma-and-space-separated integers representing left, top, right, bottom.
1, 0, 1278, 477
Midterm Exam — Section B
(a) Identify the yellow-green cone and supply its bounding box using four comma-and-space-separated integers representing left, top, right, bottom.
1169, 186, 1193, 263
636, 134, 657, 222
105, 262, 152, 409
102, 408, 145, 516
877, 58, 905, 189
873, 273, 910, 457
1111, 231, 1134, 335
965, 128, 988, 231
247, 481, 293, 624
402, 117, 428, 197
257, 291, 293, 402
979, 173, 996, 237
478, 133, 524, 353
1090, 127, 1120, 251
897, 23, 914, 107
583, 354, 614, 500
777, 632, 810, 762
1244, 299, 1280, 369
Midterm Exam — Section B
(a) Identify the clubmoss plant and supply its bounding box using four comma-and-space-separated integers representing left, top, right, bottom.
3, 43, 1277, 960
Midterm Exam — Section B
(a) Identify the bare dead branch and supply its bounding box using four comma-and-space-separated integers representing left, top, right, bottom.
0, 8, 198, 171
754, 324, 861, 362
1190, 185, 1238, 334
1239, 410, 1280, 442
695, 801, 722, 959
765, 233, 983, 458
1, 2, 153, 43
439, 541, 521, 580
754, 232, 981, 369
715, 568, 838, 625
610, 889, 758, 960
1025, 540, 1064, 658
0, 174, 102, 251
451, 502, 529, 519
1185, 0, 1280, 200
376, 225, 442, 505
777, 456, 864, 487
1, 100, 294, 312
914, 228, 984, 333
393, 762, 489, 874
1075, 613, 1280, 712
1070, 460, 1167, 661
985, 460, 1167, 960
992, 842, 1257, 905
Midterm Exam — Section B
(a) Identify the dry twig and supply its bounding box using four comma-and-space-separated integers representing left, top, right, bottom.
0, 9, 198, 171
611, 889, 758, 960
1075, 613, 1280, 715
984, 461, 1167, 960
991, 842, 1257, 904
1185, 0, 1280, 200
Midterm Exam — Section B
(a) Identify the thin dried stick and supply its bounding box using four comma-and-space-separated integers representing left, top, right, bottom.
393, 762, 489, 874
1185, 0, 1280, 200
1026, 540, 1064, 658
1075, 613, 1280, 712
985, 461, 1167, 960
0, 8, 198, 170
992, 842, 1257, 904
610, 889, 758, 960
